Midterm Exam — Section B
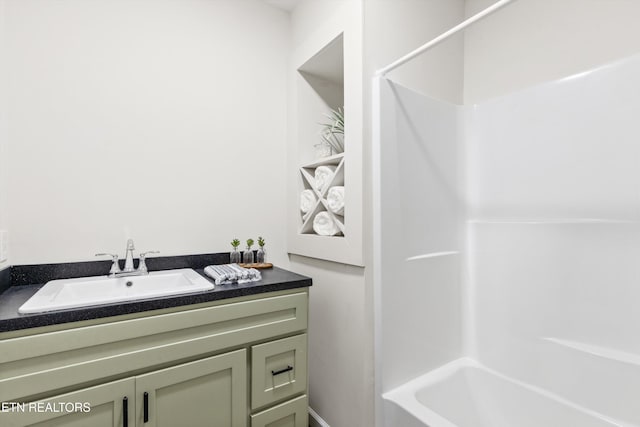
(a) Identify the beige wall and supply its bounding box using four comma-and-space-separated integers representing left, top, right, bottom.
4, 0, 290, 266
464, 0, 640, 104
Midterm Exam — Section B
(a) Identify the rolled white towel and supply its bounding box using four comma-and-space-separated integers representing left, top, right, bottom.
314, 165, 336, 192
313, 211, 339, 236
327, 186, 344, 215
300, 189, 317, 214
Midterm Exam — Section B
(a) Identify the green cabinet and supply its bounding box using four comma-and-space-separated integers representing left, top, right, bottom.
0, 289, 309, 427
135, 349, 246, 427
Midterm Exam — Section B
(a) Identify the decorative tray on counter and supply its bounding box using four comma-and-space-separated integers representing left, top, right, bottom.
238, 263, 273, 269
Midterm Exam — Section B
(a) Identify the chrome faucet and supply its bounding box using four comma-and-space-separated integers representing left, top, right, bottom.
96, 239, 159, 277
123, 239, 136, 273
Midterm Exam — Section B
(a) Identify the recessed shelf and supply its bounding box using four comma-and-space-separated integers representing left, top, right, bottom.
288, 27, 363, 265
298, 34, 344, 86
296, 33, 345, 239
300, 152, 344, 169
299, 155, 345, 236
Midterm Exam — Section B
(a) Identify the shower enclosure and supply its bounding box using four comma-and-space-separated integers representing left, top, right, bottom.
373, 1, 640, 426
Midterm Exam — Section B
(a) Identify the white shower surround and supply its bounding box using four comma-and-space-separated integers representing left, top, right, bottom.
375, 54, 640, 426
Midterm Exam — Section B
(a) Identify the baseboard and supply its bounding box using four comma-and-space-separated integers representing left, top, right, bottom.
309, 406, 330, 427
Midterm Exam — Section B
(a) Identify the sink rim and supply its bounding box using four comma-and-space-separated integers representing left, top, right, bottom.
18, 268, 215, 315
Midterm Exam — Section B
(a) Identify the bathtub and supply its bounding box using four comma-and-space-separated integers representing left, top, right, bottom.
382, 358, 635, 427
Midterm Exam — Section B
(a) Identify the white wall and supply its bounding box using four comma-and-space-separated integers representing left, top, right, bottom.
365, 0, 465, 104
464, 0, 640, 103
289, 255, 369, 427
287, 2, 372, 426
4, 0, 290, 265
0, 0, 8, 269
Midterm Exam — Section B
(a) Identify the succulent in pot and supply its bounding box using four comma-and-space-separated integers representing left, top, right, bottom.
230, 239, 241, 263
243, 238, 255, 264
256, 236, 266, 263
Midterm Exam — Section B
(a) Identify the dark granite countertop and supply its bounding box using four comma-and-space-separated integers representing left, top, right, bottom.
0, 253, 311, 333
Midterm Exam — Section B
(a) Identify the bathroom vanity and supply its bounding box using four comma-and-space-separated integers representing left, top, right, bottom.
0, 255, 311, 427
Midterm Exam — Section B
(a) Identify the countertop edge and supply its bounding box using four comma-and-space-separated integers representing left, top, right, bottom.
0, 266, 312, 333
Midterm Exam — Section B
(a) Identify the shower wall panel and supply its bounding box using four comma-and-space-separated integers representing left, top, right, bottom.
469, 54, 640, 425
467, 55, 640, 221
379, 79, 463, 392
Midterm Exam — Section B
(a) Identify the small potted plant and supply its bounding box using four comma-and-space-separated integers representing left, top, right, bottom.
230, 239, 241, 263
243, 238, 255, 264
315, 106, 344, 157
256, 236, 266, 263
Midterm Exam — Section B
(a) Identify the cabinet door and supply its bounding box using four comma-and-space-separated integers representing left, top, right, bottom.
135, 349, 247, 427
0, 378, 134, 427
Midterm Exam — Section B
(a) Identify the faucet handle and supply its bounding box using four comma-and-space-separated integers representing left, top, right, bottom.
138, 251, 160, 273
95, 253, 122, 275
95, 252, 118, 260
139, 250, 160, 259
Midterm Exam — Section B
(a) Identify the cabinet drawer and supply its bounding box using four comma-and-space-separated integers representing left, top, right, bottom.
251, 334, 307, 410
251, 395, 308, 427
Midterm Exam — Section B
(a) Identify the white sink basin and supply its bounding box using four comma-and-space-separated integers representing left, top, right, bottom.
18, 268, 214, 314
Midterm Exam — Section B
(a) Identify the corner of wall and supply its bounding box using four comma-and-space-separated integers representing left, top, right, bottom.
0, 0, 9, 269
